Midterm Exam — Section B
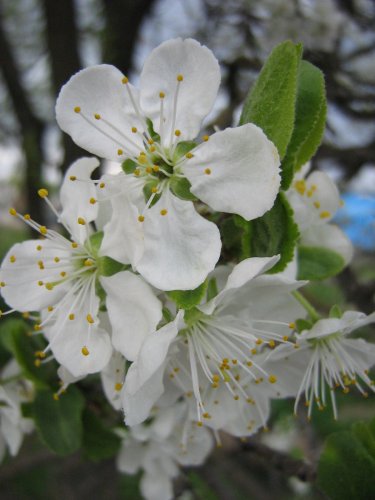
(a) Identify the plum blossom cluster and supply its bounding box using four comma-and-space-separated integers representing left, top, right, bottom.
0, 38, 374, 500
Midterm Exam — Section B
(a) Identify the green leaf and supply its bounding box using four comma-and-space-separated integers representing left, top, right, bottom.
173, 140, 196, 160
146, 117, 160, 142
121, 158, 137, 174
241, 193, 299, 273
167, 281, 208, 310
297, 246, 346, 280
82, 409, 121, 462
170, 176, 197, 201
317, 418, 375, 500
97, 256, 129, 277
0, 319, 56, 389
329, 304, 342, 319
295, 318, 313, 333
239, 41, 302, 159
32, 386, 85, 455
281, 61, 327, 189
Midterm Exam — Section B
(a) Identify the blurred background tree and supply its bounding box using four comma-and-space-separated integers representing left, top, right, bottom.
0, 0, 374, 498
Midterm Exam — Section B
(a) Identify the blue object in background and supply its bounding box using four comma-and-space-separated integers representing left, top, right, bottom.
334, 192, 375, 251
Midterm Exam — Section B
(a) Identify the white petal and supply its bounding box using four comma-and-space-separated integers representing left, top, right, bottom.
101, 350, 126, 410
116, 437, 146, 474
101, 271, 162, 361
122, 314, 182, 426
140, 38, 220, 144
140, 471, 174, 500
136, 191, 221, 291
100, 176, 145, 265
60, 157, 99, 243
301, 223, 353, 265
56, 65, 143, 161
0, 240, 70, 312
183, 124, 281, 220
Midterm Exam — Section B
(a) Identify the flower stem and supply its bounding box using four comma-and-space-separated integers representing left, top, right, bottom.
292, 291, 321, 322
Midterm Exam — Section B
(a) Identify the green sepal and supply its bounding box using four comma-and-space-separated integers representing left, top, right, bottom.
122, 158, 137, 174
221, 216, 243, 260
297, 246, 346, 280
97, 256, 129, 277
173, 140, 196, 160
239, 193, 299, 273
0, 319, 56, 389
82, 409, 121, 462
206, 278, 219, 302
239, 41, 302, 159
183, 307, 206, 328
32, 386, 85, 456
317, 418, 375, 500
143, 180, 161, 206
295, 318, 313, 333
329, 304, 343, 319
281, 60, 327, 189
167, 281, 208, 310
170, 176, 197, 201
162, 307, 173, 323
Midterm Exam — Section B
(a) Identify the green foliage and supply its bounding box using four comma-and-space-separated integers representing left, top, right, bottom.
0, 319, 56, 388
122, 158, 137, 174
237, 193, 299, 273
281, 61, 327, 189
297, 246, 346, 280
167, 281, 208, 310
173, 140, 196, 159
170, 176, 197, 201
239, 40, 302, 159
317, 418, 375, 499
98, 256, 128, 277
32, 386, 85, 455
82, 409, 121, 461
206, 278, 219, 302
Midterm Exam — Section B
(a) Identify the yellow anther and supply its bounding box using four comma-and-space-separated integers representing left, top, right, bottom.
202, 135, 209, 142
0, 282, 5, 287
38, 280, 44, 286
151, 186, 158, 194
60, 271, 66, 277
115, 382, 123, 391
255, 339, 263, 345
320, 210, 331, 219
149, 145, 156, 152
38, 260, 44, 269
174, 129, 181, 137
35, 350, 46, 359
84, 259, 94, 267
34, 359, 41, 367
77, 217, 86, 225
251, 348, 257, 355
138, 155, 147, 165
232, 359, 238, 364
117, 149, 123, 156
99, 182, 105, 189
94, 113, 101, 120
69, 175, 77, 181
282, 335, 289, 341
288, 322, 295, 329
222, 358, 229, 364
131, 127, 137, 133
247, 398, 254, 404
212, 374, 220, 383
45, 283, 54, 291
69, 314, 75, 320
146, 166, 153, 174
9, 255, 16, 263
340, 199, 345, 207
202, 412, 211, 419
233, 395, 240, 401
134, 169, 140, 176
159, 91, 165, 99
74, 106, 81, 113
268, 375, 277, 384
47, 306, 54, 312
81, 346, 90, 356
89, 198, 97, 207
39, 226, 47, 235
86, 314, 94, 324
177, 74, 184, 82
38, 188, 49, 198
268, 340, 275, 348
122, 76, 129, 84
53, 393, 60, 401
294, 179, 306, 195
185, 152, 193, 159
307, 189, 314, 198
71, 242, 78, 248
9, 207, 17, 216
246, 361, 253, 367
160, 209, 168, 216
138, 215, 145, 222
24, 214, 31, 220
153, 165, 159, 172
34, 324, 41, 331
204, 168, 211, 175
139, 151, 146, 156
313, 201, 321, 209
196, 421, 203, 427
36, 245, 42, 251
148, 139, 154, 145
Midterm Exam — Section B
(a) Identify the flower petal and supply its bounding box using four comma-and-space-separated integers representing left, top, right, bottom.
101, 271, 162, 361
56, 65, 143, 161
301, 223, 353, 265
136, 191, 221, 291
183, 124, 280, 220
59, 157, 99, 243
140, 38, 220, 144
